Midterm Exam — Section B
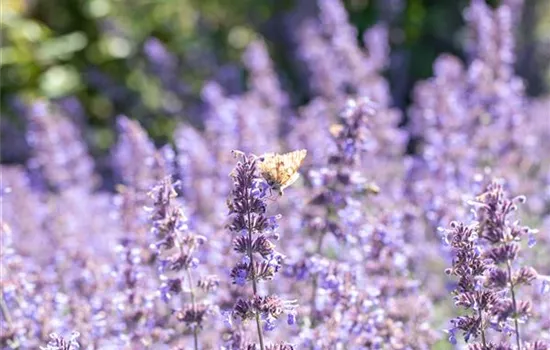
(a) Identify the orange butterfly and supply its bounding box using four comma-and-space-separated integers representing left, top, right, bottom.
258, 149, 307, 196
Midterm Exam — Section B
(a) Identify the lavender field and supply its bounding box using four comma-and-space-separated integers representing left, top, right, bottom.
1, 0, 550, 349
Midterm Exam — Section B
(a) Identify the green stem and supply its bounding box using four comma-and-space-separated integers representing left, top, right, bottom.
186, 268, 199, 350
248, 229, 265, 350
0, 294, 13, 327
479, 307, 487, 347
506, 259, 521, 349
310, 230, 326, 328
177, 230, 200, 350
247, 198, 265, 350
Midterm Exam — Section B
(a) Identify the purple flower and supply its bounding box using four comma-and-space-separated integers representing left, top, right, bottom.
226, 151, 298, 345
445, 180, 546, 347
147, 176, 217, 346
40, 331, 80, 350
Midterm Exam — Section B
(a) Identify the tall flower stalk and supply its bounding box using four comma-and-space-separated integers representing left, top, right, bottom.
148, 176, 218, 349
444, 180, 547, 349
301, 97, 379, 325
226, 151, 297, 350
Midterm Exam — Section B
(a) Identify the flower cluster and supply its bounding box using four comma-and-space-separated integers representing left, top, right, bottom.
1, 0, 549, 348
445, 180, 548, 348
283, 96, 435, 348
226, 151, 297, 349
40, 332, 81, 350
148, 176, 218, 349
25, 101, 96, 191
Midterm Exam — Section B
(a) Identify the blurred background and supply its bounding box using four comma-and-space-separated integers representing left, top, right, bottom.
2, 0, 550, 165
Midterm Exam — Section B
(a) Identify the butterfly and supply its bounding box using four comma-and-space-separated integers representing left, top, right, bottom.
258, 149, 307, 196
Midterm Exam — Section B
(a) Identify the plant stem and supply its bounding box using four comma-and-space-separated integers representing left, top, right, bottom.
186, 268, 199, 350
249, 230, 265, 350
178, 231, 200, 350
0, 295, 13, 327
247, 192, 265, 350
506, 259, 521, 350
479, 307, 487, 347
310, 230, 326, 327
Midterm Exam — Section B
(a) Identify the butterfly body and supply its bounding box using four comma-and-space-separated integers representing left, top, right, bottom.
258, 149, 307, 196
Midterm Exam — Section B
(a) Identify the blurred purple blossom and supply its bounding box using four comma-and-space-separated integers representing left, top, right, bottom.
1, 0, 549, 348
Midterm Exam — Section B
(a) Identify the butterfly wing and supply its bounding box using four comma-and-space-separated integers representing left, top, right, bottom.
258, 149, 307, 195
258, 152, 279, 186
278, 150, 307, 185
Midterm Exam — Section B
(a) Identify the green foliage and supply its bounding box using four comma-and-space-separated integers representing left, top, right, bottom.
1, 0, 547, 157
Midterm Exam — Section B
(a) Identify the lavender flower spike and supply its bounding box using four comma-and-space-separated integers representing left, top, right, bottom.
226, 151, 298, 350
148, 176, 218, 350
445, 180, 548, 349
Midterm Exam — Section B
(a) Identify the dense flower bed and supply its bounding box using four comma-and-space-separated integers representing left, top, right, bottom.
1, 0, 549, 349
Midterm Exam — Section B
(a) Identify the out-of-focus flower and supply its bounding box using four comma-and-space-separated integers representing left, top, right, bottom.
40, 331, 81, 350
26, 101, 96, 191
147, 176, 217, 348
